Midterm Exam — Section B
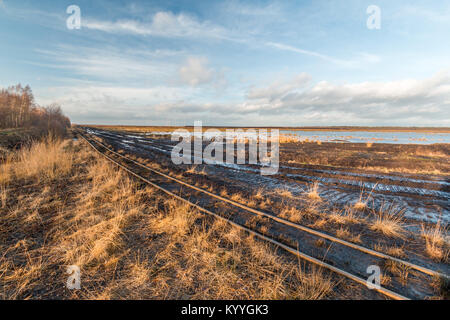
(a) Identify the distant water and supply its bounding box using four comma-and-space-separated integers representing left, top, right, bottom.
280, 130, 450, 145
147, 129, 449, 145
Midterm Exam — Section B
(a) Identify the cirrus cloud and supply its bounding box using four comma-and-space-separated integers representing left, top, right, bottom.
83, 11, 230, 40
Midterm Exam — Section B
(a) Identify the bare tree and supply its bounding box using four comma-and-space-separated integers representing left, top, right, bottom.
0, 84, 71, 136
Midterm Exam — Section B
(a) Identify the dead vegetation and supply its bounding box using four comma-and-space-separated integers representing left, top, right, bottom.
186, 165, 207, 175
373, 244, 406, 258
306, 182, 321, 202
335, 228, 362, 244
0, 137, 336, 300
279, 206, 304, 223
328, 208, 361, 225
369, 205, 405, 238
353, 190, 371, 211
384, 260, 411, 286
283, 141, 449, 176
421, 221, 449, 262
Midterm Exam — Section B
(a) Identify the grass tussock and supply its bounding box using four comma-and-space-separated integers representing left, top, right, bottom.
421, 221, 449, 262
353, 202, 367, 211
0, 137, 336, 300
335, 228, 362, 244
279, 206, 304, 223
369, 205, 405, 238
254, 188, 265, 200
374, 244, 406, 258
306, 182, 321, 202
328, 208, 360, 225
275, 188, 294, 198
384, 260, 410, 286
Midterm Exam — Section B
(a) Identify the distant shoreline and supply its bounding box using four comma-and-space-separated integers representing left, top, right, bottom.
77, 124, 450, 133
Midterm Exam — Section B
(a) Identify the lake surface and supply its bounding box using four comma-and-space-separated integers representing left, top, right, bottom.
280, 130, 450, 145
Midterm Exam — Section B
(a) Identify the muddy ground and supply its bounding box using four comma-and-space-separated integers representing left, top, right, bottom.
80, 127, 450, 299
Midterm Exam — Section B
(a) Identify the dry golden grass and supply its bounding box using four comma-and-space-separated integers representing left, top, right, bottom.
369, 205, 405, 238
275, 188, 294, 198
185, 165, 196, 174
253, 191, 273, 210
219, 188, 229, 197
353, 189, 372, 211
0, 185, 6, 208
230, 193, 245, 203
353, 201, 367, 211
186, 165, 207, 175
328, 208, 360, 225
0, 154, 13, 187
279, 206, 303, 223
309, 218, 328, 229
362, 166, 445, 176
374, 244, 406, 258
384, 260, 410, 286
12, 137, 73, 182
421, 221, 449, 262
335, 228, 362, 244
254, 188, 265, 200
306, 182, 321, 202
0, 137, 336, 300
414, 148, 447, 158
284, 140, 448, 176
278, 135, 300, 144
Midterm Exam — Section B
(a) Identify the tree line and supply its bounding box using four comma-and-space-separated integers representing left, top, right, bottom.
0, 84, 71, 135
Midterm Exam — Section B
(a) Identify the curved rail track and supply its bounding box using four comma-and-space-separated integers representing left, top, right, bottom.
77, 129, 450, 300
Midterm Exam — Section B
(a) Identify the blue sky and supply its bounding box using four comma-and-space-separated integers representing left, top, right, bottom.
1, 0, 449, 126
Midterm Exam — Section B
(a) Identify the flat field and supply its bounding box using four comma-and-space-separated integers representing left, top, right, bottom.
1, 127, 449, 299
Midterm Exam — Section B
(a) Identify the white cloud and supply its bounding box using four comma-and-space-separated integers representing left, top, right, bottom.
83, 11, 229, 40
223, 1, 282, 17
241, 70, 450, 124
265, 42, 381, 67
36, 72, 450, 126
265, 42, 350, 66
247, 73, 311, 100
33, 45, 182, 84
35, 71, 450, 126
178, 57, 226, 88
179, 57, 214, 86
82, 10, 379, 68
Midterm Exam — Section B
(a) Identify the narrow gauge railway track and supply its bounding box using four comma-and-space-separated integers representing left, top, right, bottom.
77, 129, 450, 300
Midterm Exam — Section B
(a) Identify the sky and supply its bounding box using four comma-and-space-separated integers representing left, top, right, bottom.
0, 0, 449, 126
